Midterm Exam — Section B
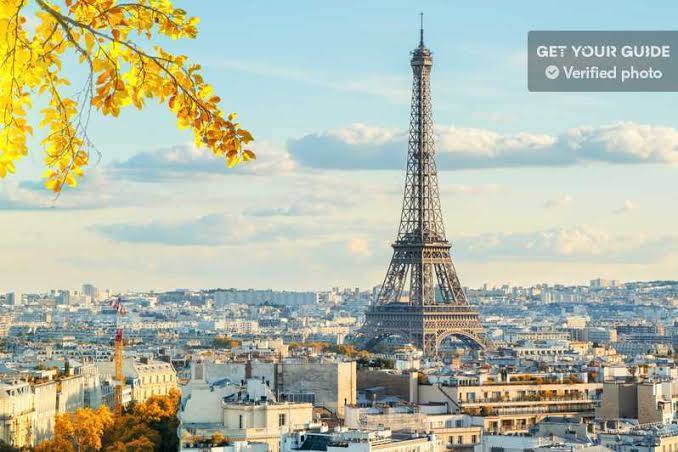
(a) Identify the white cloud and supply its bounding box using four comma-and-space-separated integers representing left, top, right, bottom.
543, 194, 574, 209
437, 127, 554, 155
455, 226, 677, 263
112, 142, 295, 181
327, 123, 403, 146
244, 196, 346, 217
92, 211, 339, 247
0, 180, 51, 210
347, 237, 371, 257
613, 200, 637, 214
288, 122, 678, 170
0, 170, 170, 210
94, 214, 253, 246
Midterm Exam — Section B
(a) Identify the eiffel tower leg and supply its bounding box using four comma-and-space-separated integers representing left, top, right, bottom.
422, 263, 436, 305
377, 260, 409, 304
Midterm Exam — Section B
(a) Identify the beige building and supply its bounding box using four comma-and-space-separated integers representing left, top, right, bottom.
222, 398, 313, 452
201, 359, 356, 418
179, 376, 314, 452
597, 379, 676, 424
0, 373, 86, 448
599, 425, 678, 452
0, 381, 34, 448
345, 406, 481, 452
0, 315, 12, 338
133, 360, 178, 401
32, 380, 58, 444
97, 358, 178, 405
416, 374, 603, 434
277, 361, 356, 417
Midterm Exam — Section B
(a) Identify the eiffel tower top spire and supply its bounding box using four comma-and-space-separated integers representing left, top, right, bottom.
398, 14, 442, 244
419, 12, 424, 47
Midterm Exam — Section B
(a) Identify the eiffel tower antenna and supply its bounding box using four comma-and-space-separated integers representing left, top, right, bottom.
359, 17, 487, 356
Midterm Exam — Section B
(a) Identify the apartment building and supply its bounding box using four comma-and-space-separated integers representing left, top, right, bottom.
201, 359, 357, 418
179, 378, 313, 452
599, 424, 678, 452
345, 405, 481, 452
416, 373, 603, 434
0, 381, 33, 448
97, 358, 178, 405
0, 373, 86, 448
597, 379, 677, 424
281, 428, 437, 452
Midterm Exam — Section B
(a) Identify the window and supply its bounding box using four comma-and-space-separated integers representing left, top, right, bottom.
279, 413, 286, 427
239, 414, 243, 429
457, 436, 462, 444
472, 435, 477, 444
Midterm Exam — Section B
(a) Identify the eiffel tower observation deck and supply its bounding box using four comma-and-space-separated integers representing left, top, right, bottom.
360, 16, 487, 356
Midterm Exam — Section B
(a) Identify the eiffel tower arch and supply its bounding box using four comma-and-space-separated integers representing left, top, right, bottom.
359, 18, 487, 356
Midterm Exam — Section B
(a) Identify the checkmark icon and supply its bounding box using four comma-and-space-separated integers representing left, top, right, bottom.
545, 65, 560, 80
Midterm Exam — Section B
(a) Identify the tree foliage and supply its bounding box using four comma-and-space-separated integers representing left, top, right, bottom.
0, 0, 254, 192
33, 405, 114, 451
288, 341, 372, 359
212, 335, 241, 349
34, 390, 181, 451
356, 357, 395, 369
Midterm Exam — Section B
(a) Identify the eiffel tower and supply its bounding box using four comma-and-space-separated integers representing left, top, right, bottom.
361, 16, 486, 356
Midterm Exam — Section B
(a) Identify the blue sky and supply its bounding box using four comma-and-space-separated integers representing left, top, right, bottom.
1, 1, 677, 292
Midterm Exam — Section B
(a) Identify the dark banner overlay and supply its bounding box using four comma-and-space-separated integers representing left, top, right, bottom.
528, 31, 678, 91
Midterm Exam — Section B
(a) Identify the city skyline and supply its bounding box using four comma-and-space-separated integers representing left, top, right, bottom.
0, 3, 676, 451
1, 1, 677, 292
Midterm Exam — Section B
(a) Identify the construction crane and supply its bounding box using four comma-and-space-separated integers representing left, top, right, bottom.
110, 297, 127, 413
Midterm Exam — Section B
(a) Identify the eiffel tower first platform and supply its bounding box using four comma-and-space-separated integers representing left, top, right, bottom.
359, 18, 487, 356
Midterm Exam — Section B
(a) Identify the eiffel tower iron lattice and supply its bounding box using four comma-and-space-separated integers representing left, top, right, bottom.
360, 17, 487, 356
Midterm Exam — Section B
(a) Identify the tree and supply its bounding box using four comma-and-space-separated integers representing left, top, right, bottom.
35, 391, 182, 450
210, 432, 228, 446
0, 0, 254, 192
213, 335, 241, 349
322, 344, 371, 359
101, 413, 159, 452
35, 405, 114, 451
132, 389, 181, 450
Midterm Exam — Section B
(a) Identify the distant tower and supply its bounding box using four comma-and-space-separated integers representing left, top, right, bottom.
360, 16, 486, 356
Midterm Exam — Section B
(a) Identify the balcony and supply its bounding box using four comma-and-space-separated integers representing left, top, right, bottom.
464, 402, 596, 417
461, 394, 600, 406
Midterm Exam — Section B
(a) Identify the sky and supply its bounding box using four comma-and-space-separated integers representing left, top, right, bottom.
1, 1, 677, 292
